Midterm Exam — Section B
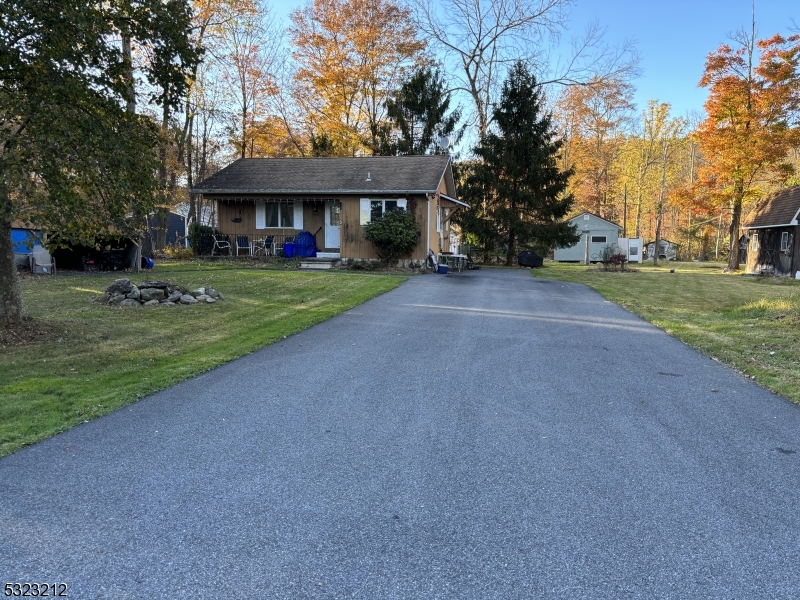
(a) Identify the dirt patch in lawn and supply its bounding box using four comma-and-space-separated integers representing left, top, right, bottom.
0, 319, 73, 348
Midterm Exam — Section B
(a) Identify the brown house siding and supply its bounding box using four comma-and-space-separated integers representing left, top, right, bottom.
340, 194, 430, 260
214, 195, 435, 259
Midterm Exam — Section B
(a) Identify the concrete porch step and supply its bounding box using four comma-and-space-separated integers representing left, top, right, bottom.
299, 258, 340, 270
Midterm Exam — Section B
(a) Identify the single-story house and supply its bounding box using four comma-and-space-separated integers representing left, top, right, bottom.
190, 155, 465, 261
742, 186, 800, 277
554, 212, 621, 262
645, 239, 678, 261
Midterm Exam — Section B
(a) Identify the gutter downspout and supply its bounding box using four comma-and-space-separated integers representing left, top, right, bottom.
426, 197, 431, 256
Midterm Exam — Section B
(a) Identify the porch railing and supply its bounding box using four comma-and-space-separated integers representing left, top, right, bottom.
188, 233, 301, 257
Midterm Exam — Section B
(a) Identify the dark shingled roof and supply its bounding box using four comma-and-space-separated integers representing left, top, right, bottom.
744, 186, 800, 229
192, 155, 455, 196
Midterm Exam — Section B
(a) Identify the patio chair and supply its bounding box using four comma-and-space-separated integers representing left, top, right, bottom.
253, 235, 274, 256
235, 235, 252, 256
211, 234, 231, 255
30, 245, 56, 274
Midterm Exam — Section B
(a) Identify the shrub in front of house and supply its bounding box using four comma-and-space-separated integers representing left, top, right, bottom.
363, 209, 420, 263
188, 223, 215, 256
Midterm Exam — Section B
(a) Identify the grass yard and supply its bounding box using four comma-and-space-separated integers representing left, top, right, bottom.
532, 261, 800, 404
0, 266, 403, 456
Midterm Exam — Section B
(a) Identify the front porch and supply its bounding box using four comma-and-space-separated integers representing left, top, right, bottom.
215, 198, 343, 255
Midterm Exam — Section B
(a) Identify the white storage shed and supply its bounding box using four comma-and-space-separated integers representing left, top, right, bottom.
554, 213, 622, 262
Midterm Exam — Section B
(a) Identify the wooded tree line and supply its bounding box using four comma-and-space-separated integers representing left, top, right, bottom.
553, 27, 800, 270
145, 0, 798, 273
1, 0, 799, 324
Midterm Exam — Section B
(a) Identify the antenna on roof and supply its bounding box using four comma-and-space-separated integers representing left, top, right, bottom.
437, 136, 451, 152
366, 172, 371, 181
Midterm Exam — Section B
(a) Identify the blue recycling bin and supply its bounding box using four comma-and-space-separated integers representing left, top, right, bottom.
283, 242, 295, 258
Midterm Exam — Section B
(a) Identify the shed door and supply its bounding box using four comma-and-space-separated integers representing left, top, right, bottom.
325, 200, 341, 249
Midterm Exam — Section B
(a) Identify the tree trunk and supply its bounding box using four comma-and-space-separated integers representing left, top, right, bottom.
635, 188, 643, 238
727, 180, 743, 270
0, 217, 27, 324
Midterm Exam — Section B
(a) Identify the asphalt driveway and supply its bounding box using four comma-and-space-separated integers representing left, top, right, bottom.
2, 268, 799, 599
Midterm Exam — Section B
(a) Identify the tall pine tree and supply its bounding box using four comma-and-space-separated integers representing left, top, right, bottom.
459, 62, 578, 265
372, 67, 461, 155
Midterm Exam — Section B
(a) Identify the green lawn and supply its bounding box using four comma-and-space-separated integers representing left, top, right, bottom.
532, 261, 800, 404
0, 266, 403, 456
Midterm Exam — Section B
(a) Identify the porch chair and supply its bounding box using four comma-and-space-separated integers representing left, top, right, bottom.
30, 245, 56, 274
235, 235, 252, 256
211, 234, 231, 255
253, 235, 274, 256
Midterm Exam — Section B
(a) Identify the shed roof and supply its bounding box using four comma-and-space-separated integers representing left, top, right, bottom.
192, 155, 456, 197
743, 186, 800, 229
568, 211, 621, 228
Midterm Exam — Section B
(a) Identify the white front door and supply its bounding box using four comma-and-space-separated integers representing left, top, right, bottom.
325, 200, 341, 249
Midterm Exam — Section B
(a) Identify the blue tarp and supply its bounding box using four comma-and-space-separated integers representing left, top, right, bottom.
11, 229, 42, 254
293, 231, 317, 258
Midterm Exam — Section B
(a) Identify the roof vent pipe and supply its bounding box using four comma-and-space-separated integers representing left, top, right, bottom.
366, 172, 371, 181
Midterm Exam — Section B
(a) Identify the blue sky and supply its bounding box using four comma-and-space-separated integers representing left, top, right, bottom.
270, 0, 797, 119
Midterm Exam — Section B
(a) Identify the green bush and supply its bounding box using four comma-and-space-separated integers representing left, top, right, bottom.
363, 209, 420, 263
187, 223, 215, 256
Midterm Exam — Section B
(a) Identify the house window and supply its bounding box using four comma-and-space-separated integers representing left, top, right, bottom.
752, 233, 759, 251
591, 236, 607, 243
629, 246, 638, 256
264, 202, 294, 228
360, 198, 407, 225
781, 232, 789, 252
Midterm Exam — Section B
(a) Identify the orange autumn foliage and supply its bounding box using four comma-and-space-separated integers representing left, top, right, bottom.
694, 32, 800, 269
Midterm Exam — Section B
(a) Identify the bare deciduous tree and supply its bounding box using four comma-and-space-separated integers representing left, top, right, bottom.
412, 0, 639, 138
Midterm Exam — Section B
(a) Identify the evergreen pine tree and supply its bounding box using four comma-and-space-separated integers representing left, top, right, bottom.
374, 68, 460, 155
459, 62, 578, 265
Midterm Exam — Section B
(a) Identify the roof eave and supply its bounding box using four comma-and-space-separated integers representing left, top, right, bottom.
192, 189, 440, 195
440, 193, 469, 208
745, 223, 797, 230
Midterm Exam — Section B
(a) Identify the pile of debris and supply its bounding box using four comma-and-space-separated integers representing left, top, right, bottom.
98, 279, 224, 307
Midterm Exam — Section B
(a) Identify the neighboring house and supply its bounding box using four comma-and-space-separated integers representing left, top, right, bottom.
190, 155, 465, 261
554, 212, 621, 262
645, 239, 679, 261
742, 186, 800, 277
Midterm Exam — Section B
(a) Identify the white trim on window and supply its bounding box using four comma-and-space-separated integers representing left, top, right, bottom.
360, 199, 371, 225
294, 202, 304, 230
255, 200, 265, 229
360, 198, 407, 225
781, 231, 789, 252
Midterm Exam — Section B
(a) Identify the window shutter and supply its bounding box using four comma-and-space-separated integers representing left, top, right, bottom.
293, 202, 303, 230
255, 200, 265, 229
397, 199, 407, 210
360, 199, 370, 225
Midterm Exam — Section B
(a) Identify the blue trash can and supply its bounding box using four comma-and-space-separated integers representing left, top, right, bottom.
283, 242, 295, 258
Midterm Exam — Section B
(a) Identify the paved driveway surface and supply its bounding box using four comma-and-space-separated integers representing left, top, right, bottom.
2, 268, 800, 599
